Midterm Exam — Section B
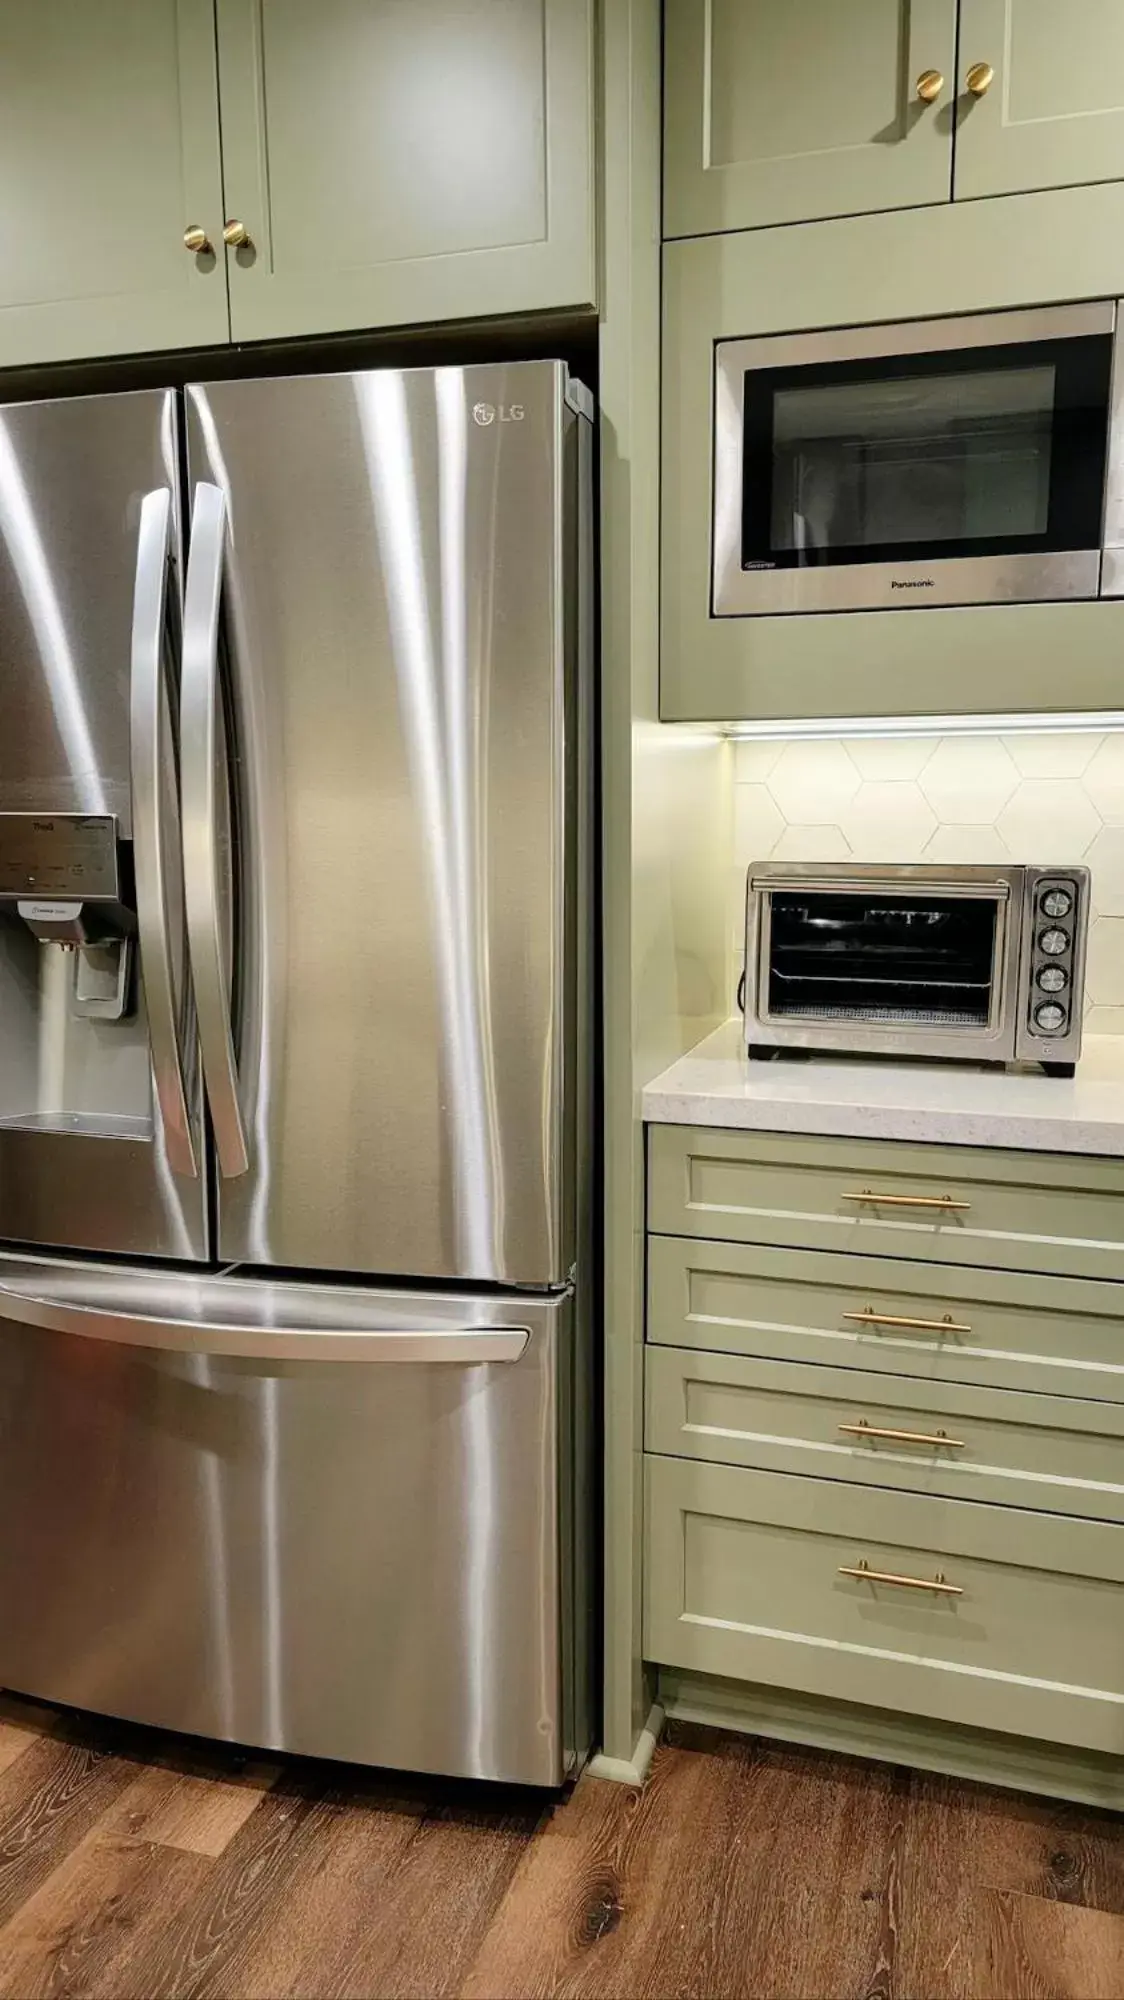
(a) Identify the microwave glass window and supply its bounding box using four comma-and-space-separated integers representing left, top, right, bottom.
742, 334, 1112, 573
770, 367, 1055, 554
765, 892, 998, 1028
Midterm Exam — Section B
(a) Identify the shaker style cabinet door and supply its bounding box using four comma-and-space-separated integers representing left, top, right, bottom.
214, 0, 596, 343
954, 0, 1124, 199
663, 0, 957, 237
0, 0, 229, 367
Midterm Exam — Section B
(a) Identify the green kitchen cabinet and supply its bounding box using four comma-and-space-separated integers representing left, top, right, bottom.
0, 0, 229, 367
214, 0, 596, 343
663, 0, 958, 236
954, 0, 1124, 199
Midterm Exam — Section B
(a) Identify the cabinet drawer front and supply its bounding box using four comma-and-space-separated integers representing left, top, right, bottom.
648, 1235, 1124, 1404
647, 1346, 1124, 1522
648, 1126, 1124, 1281
644, 1457, 1124, 1753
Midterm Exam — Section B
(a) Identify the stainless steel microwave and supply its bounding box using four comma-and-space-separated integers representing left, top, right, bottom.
743, 863, 1089, 1074
714, 302, 1124, 615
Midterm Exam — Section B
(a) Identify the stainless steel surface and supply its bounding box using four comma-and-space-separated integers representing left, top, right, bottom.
713, 302, 1117, 619
715, 550, 1099, 618
180, 481, 248, 1180
0, 1252, 572, 1785
1100, 298, 1124, 561
130, 489, 197, 1179
0, 1259, 528, 1362
0, 389, 188, 830
0, 390, 206, 1259
744, 861, 1088, 1069
187, 362, 590, 1283
719, 301, 1116, 376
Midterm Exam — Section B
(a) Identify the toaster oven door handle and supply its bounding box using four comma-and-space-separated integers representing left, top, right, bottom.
841, 1190, 971, 1211
749, 875, 1011, 899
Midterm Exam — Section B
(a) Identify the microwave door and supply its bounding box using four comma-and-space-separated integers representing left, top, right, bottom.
716, 301, 1114, 615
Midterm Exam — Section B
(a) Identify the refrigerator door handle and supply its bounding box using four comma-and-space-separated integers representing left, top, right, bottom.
0, 1279, 528, 1363
181, 481, 249, 1178
129, 488, 197, 1179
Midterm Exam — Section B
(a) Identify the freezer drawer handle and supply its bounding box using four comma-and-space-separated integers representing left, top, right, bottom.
130, 488, 197, 1179
0, 1283, 529, 1364
180, 481, 249, 1178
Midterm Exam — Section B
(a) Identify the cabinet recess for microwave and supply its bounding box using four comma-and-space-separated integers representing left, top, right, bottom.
713, 301, 1123, 617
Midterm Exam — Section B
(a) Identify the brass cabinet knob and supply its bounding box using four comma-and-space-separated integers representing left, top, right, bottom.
915, 68, 944, 103
222, 219, 253, 249
183, 225, 212, 254
965, 60, 995, 95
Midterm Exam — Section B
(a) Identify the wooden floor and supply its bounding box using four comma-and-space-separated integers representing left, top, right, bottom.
0, 1697, 1120, 1999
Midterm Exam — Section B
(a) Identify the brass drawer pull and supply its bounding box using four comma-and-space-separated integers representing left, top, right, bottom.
844, 1307, 971, 1334
839, 1559, 962, 1596
839, 1420, 966, 1449
842, 1189, 970, 1211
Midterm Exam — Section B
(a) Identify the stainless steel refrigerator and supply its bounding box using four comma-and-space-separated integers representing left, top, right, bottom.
0, 360, 594, 1786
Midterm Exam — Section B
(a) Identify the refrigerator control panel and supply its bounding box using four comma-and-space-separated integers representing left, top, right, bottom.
0, 814, 120, 900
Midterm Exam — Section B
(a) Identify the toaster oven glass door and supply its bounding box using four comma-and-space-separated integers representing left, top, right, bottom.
762, 890, 1003, 1031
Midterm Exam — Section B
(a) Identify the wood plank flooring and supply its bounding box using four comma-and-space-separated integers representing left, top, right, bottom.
0, 1694, 1120, 1997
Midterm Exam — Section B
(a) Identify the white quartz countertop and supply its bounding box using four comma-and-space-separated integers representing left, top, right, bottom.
642, 1020, 1124, 1156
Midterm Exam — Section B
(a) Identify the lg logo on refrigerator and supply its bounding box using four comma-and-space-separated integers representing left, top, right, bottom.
472, 402, 525, 426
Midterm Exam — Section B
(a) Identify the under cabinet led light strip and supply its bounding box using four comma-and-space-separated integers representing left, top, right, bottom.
723, 711, 1124, 741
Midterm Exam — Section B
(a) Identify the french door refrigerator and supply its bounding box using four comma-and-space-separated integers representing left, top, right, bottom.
0, 360, 594, 1786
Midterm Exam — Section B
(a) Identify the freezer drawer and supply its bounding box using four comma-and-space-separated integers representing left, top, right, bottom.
0, 1257, 578, 1786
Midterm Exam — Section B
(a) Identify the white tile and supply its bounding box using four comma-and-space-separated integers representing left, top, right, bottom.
1003, 732, 1101, 779
1085, 1004, 1124, 1037
923, 824, 1008, 864
840, 782, 937, 861
1086, 917, 1124, 1007
996, 781, 1101, 861
735, 740, 784, 783
770, 824, 851, 862
1084, 737, 1124, 821
767, 740, 860, 821
1085, 825, 1124, 918
733, 784, 784, 865
918, 738, 1018, 825
847, 738, 934, 781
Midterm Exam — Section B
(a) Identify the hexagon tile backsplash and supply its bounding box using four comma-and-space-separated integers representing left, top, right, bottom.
733, 732, 1124, 1035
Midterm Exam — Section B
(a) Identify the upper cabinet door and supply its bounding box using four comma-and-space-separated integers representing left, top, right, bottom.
954, 0, 1124, 200
0, 1, 228, 368
214, 0, 596, 343
663, 0, 957, 237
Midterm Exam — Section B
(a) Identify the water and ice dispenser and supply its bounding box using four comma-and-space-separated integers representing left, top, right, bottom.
0, 812, 152, 1137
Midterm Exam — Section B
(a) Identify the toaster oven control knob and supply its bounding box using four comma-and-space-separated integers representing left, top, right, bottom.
1039, 927, 1070, 956
1034, 1001, 1068, 1035
1037, 964, 1068, 993
1041, 888, 1073, 919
